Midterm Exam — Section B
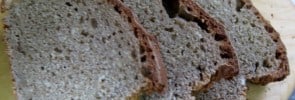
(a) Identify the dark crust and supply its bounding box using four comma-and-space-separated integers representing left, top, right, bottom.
108, 0, 168, 93
242, 0, 289, 85
178, 0, 239, 91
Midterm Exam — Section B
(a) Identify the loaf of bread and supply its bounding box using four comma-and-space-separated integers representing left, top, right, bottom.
5, 0, 168, 99
3, 0, 289, 99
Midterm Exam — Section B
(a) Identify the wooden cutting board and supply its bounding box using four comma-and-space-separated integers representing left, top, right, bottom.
247, 0, 295, 100
0, 0, 294, 100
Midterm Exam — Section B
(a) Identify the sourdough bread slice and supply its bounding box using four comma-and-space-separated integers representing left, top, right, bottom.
4, 0, 167, 99
194, 0, 289, 85
193, 0, 289, 99
123, 0, 238, 99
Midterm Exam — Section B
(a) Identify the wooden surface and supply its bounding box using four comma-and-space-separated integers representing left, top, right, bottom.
0, 12, 15, 100
248, 0, 295, 100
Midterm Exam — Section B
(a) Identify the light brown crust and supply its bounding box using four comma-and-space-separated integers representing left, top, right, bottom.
178, 0, 239, 91
108, 0, 168, 93
242, 0, 289, 85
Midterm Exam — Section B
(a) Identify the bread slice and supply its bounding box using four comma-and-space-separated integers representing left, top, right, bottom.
4, 0, 168, 99
193, 0, 289, 85
193, 0, 289, 99
123, 0, 239, 99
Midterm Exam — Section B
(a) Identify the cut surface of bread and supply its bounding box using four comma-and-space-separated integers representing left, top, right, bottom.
123, 0, 238, 99
5, 0, 167, 99
195, 75, 247, 100
193, 0, 289, 99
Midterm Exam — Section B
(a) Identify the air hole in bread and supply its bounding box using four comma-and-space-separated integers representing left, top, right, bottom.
264, 25, 274, 33
146, 47, 153, 52
127, 42, 131, 46
213, 61, 218, 66
51, 72, 56, 76
193, 18, 209, 32
214, 33, 226, 41
56, 26, 61, 30
236, 0, 245, 12
245, 4, 252, 9
250, 23, 256, 27
141, 67, 152, 77
79, 16, 84, 24
112, 32, 116, 36
118, 44, 122, 48
174, 93, 179, 97
150, 17, 156, 22
74, 8, 78, 11
16, 46, 26, 55
67, 13, 72, 17
197, 65, 205, 71
162, 0, 180, 18
200, 45, 205, 52
186, 42, 191, 48
263, 58, 272, 68
200, 38, 205, 42
127, 17, 132, 23
151, 55, 155, 60
174, 83, 178, 87
118, 30, 123, 33
255, 62, 259, 67
40, 67, 45, 70
67, 75, 73, 79
166, 50, 171, 53
275, 50, 281, 59
164, 27, 174, 32
107, 35, 111, 39
171, 34, 177, 41
90, 18, 98, 28
219, 44, 233, 59
101, 79, 105, 83
79, 40, 84, 44
141, 55, 147, 62
181, 50, 185, 55
134, 75, 138, 80
140, 45, 145, 54
220, 53, 231, 59
199, 73, 204, 81
102, 37, 106, 43
80, 30, 89, 37
114, 5, 121, 14
54, 47, 63, 53
187, 7, 192, 12
90, 35, 94, 38
65, 56, 70, 61
65, 2, 73, 6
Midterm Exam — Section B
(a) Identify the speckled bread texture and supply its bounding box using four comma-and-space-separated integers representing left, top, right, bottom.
193, 0, 289, 99
5, 0, 168, 99
195, 75, 247, 100
123, 0, 238, 99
